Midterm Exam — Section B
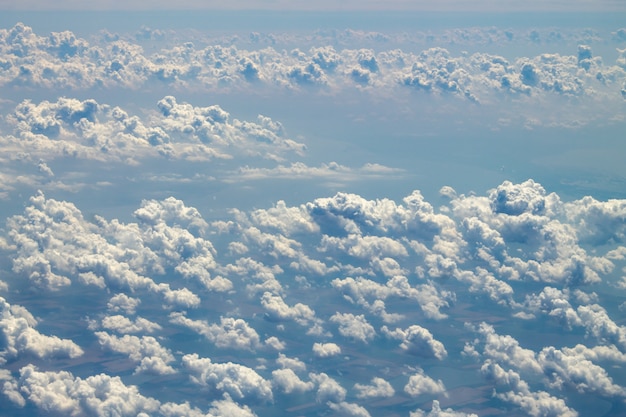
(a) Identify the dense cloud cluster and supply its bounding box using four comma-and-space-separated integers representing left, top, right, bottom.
1, 95, 304, 163
1, 179, 625, 416
0, 23, 625, 105
0, 14, 625, 417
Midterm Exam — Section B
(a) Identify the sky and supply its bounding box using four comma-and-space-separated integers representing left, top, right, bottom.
0, 0, 625, 12
0, 5, 626, 417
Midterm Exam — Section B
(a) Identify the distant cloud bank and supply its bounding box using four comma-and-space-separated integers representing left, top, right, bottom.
0, 23, 624, 105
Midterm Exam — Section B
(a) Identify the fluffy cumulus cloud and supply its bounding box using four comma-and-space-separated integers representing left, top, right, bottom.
2, 11, 626, 417
182, 353, 274, 402
95, 332, 176, 375
1, 95, 304, 165
354, 377, 395, 399
404, 368, 446, 396
312, 342, 342, 358
411, 400, 479, 417
1, 24, 625, 114
468, 321, 626, 415
480, 361, 578, 417
271, 368, 314, 394
16, 365, 161, 416
0, 297, 83, 362
309, 372, 347, 403
260, 292, 318, 326
2, 175, 626, 416
4, 191, 222, 303
169, 313, 262, 351
328, 401, 372, 417
382, 325, 447, 360
329, 312, 376, 343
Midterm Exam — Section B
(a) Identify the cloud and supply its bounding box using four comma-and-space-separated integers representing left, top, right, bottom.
328, 401, 372, 417
100, 314, 162, 334
2, 95, 305, 169
382, 325, 447, 360
480, 361, 578, 417
576, 304, 626, 349
518, 286, 581, 328
275, 353, 307, 372
107, 294, 141, 315
470, 320, 626, 416
224, 162, 403, 183
332, 275, 453, 320
1, 23, 624, 129
95, 332, 176, 375
564, 196, 626, 244
537, 345, 626, 397
354, 377, 395, 399
182, 353, 274, 402
404, 368, 446, 396
312, 342, 342, 358
271, 368, 314, 394
309, 372, 346, 403
0, 369, 25, 407
3, 179, 626, 415
410, 400, 479, 417
205, 394, 258, 417
17, 365, 161, 416
489, 180, 554, 216
169, 313, 262, 351
329, 312, 376, 343
260, 292, 317, 326
472, 322, 542, 374
0, 296, 83, 362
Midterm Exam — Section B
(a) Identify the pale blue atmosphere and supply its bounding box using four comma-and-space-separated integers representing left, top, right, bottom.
0, 6, 626, 417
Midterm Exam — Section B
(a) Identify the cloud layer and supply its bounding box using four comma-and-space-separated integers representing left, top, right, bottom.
1, 179, 626, 416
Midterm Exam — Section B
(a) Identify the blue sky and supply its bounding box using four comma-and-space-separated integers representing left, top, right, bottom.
0, 7, 626, 417
0, 0, 625, 11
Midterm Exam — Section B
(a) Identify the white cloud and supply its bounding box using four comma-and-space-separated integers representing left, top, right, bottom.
328, 401, 372, 417
260, 292, 317, 326
404, 368, 446, 396
312, 342, 342, 358
329, 312, 376, 343
182, 353, 274, 402
410, 400, 479, 417
354, 377, 395, 399
206, 394, 258, 417
0, 369, 25, 407
481, 361, 578, 417
1, 23, 622, 132
3, 163, 626, 416
220, 257, 284, 296
473, 322, 542, 374
100, 314, 162, 334
169, 313, 262, 351
537, 345, 626, 397
0, 297, 83, 362
382, 325, 447, 360
332, 275, 453, 320
271, 368, 314, 394
576, 304, 626, 350
18, 365, 161, 416
2, 94, 305, 169
95, 332, 176, 375
275, 353, 306, 372
225, 162, 403, 183
107, 294, 141, 315
309, 372, 346, 403
519, 286, 581, 328
265, 336, 286, 351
